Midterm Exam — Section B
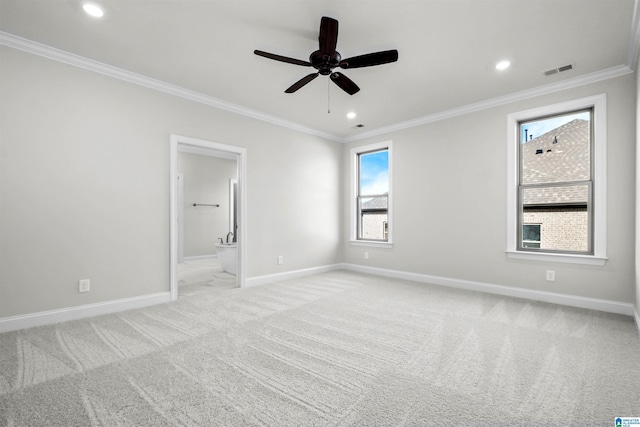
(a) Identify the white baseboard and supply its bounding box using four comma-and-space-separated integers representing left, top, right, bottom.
245, 262, 636, 319
245, 264, 342, 288
340, 263, 636, 317
183, 254, 218, 261
0, 292, 171, 334
3, 264, 636, 336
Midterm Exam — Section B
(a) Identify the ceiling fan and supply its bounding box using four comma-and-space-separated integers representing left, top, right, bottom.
254, 16, 398, 95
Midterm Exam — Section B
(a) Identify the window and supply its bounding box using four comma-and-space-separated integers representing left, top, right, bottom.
519, 109, 592, 253
358, 149, 388, 241
522, 224, 541, 248
351, 141, 392, 245
506, 95, 607, 265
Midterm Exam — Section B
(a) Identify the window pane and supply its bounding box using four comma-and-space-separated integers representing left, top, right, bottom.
357, 149, 389, 241
360, 212, 388, 240
522, 224, 541, 248
522, 183, 589, 206
520, 111, 590, 185
522, 224, 540, 242
359, 150, 388, 196
521, 185, 589, 252
358, 195, 388, 240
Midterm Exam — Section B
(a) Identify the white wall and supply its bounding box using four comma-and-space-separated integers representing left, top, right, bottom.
636, 57, 640, 316
344, 73, 636, 304
0, 46, 343, 318
0, 42, 635, 322
178, 152, 236, 257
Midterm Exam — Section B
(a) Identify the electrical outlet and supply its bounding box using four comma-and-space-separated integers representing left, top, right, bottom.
364, 252, 369, 260
79, 279, 90, 293
277, 256, 284, 265
545, 270, 555, 282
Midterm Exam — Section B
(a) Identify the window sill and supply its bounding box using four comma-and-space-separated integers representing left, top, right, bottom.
350, 240, 393, 249
506, 250, 607, 266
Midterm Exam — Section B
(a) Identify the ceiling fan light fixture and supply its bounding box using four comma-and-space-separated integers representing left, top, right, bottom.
495, 60, 511, 70
83, 3, 104, 18
347, 112, 356, 119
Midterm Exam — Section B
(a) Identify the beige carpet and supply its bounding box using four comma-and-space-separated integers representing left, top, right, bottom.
1, 270, 639, 426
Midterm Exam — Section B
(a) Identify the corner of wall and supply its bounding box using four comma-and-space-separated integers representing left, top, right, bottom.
636, 40, 640, 332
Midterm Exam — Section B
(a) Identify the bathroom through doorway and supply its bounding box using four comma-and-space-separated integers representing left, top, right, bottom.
169, 135, 247, 301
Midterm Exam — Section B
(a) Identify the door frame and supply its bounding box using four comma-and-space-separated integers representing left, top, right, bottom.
169, 134, 247, 301
177, 173, 184, 263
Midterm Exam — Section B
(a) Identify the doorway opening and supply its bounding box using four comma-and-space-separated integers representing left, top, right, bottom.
169, 135, 247, 301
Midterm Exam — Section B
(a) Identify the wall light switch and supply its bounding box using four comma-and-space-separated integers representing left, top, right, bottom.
364, 252, 369, 260
277, 256, 284, 265
545, 270, 555, 282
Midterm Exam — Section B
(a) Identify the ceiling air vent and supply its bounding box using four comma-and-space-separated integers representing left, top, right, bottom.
543, 64, 573, 77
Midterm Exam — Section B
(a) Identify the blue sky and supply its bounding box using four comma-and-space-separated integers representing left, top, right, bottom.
521, 111, 589, 143
360, 150, 388, 195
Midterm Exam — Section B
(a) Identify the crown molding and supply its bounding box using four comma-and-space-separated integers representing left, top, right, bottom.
347, 0, 640, 142
342, 64, 633, 143
0, 31, 343, 142
0, 30, 636, 144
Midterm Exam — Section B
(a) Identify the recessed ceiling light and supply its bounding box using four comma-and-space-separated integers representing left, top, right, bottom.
495, 60, 511, 71
347, 112, 356, 119
83, 3, 104, 18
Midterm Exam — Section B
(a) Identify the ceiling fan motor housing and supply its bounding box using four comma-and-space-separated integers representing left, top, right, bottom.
310, 50, 341, 75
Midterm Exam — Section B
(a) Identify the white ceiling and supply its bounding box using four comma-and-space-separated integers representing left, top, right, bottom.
1, 0, 637, 141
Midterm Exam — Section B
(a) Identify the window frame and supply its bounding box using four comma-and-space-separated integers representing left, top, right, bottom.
350, 141, 393, 247
506, 94, 607, 265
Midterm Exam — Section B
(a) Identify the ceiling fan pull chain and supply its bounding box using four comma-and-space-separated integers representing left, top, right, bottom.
328, 77, 331, 114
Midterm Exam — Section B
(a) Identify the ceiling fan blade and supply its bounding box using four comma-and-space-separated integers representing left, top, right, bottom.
340, 50, 399, 69
254, 50, 312, 67
319, 16, 338, 55
285, 73, 319, 93
330, 72, 360, 95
